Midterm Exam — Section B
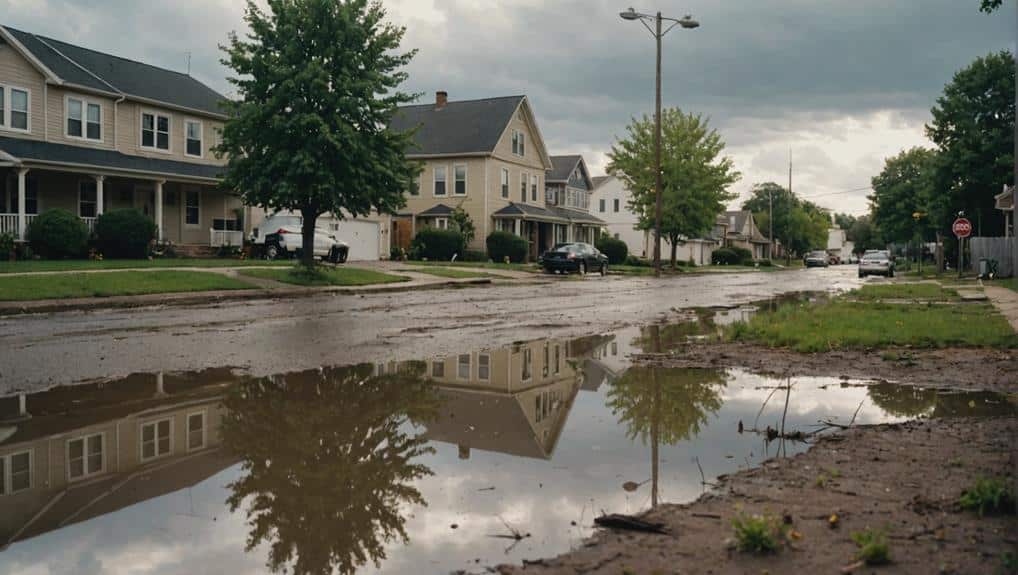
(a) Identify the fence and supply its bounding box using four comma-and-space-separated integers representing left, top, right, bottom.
969, 237, 1015, 277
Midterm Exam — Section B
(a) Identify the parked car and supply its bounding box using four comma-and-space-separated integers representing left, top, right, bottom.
858, 250, 895, 278
542, 242, 608, 275
538, 243, 571, 265
251, 213, 349, 263
804, 250, 829, 268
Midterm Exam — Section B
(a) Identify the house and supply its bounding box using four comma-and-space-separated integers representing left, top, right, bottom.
590, 174, 720, 265
720, 210, 769, 260
827, 227, 854, 262
389, 92, 567, 260
995, 184, 1014, 237
0, 25, 242, 250
543, 155, 604, 246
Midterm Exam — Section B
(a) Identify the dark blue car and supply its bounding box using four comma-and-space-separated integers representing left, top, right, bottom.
541, 242, 608, 276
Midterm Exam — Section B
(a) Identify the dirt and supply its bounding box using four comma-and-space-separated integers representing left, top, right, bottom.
637, 341, 1018, 393
495, 417, 1018, 575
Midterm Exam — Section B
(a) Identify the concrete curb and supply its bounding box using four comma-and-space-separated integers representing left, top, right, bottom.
0, 277, 494, 317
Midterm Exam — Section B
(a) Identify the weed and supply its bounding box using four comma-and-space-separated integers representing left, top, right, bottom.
959, 476, 1016, 516
852, 528, 891, 565
731, 513, 789, 553
815, 474, 828, 488
947, 458, 964, 468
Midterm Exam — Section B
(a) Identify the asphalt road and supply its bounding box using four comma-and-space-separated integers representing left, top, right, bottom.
0, 266, 862, 393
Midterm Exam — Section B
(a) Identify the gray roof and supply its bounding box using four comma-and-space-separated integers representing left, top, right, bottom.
417, 203, 454, 216
547, 155, 582, 183
0, 136, 224, 181
389, 96, 524, 156
2, 25, 227, 116
723, 210, 768, 242
591, 175, 612, 189
492, 203, 567, 222
549, 206, 605, 225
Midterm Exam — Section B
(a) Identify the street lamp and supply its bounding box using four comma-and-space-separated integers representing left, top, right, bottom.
619, 8, 699, 276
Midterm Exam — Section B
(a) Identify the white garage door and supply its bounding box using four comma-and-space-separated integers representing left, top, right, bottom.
337, 220, 380, 261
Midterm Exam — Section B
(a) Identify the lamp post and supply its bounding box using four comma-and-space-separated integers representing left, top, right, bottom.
619, 8, 699, 277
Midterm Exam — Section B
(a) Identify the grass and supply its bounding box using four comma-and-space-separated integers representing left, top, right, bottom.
238, 266, 409, 287
731, 513, 789, 554
852, 528, 891, 565
0, 270, 254, 301
402, 267, 490, 279
852, 283, 959, 301
959, 476, 1016, 516
993, 278, 1018, 293
0, 258, 291, 273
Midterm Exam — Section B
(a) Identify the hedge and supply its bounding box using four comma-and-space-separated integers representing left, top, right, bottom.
486, 231, 529, 263
95, 209, 157, 259
411, 228, 463, 261
595, 235, 629, 264
712, 246, 754, 265
25, 209, 89, 259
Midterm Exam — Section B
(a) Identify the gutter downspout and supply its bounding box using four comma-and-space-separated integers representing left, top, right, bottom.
113, 94, 126, 153
43, 83, 48, 141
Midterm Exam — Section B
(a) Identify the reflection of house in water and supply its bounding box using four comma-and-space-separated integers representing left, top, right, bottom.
0, 369, 238, 549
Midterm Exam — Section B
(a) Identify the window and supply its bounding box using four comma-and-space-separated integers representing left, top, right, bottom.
212, 218, 240, 231
141, 419, 172, 461
433, 166, 447, 196
542, 344, 549, 377
0, 87, 4, 127
546, 188, 556, 204
531, 175, 538, 202
431, 361, 445, 378
185, 120, 203, 157
1, 451, 31, 495
522, 348, 532, 380
510, 129, 526, 156
554, 345, 561, 374
500, 168, 509, 198
478, 354, 490, 380
0, 86, 29, 132
453, 165, 467, 195
66, 97, 101, 141
141, 111, 170, 150
613, 198, 620, 212
434, 217, 448, 230
185, 190, 200, 225
599, 198, 606, 213
187, 412, 206, 451
520, 172, 527, 202
457, 354, 471, 379
68, 434, 103, 480
79, 181, 98, 218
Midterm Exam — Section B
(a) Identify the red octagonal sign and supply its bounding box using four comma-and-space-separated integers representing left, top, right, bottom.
953, 218, 972, 239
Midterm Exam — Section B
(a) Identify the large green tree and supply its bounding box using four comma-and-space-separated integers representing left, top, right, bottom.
217, 0, 420, 268
607, 109, 740, 268
926, 51, 1015, 236
742, 183, 828, 260
846, 215, 883, 253
869, 147, 938, 243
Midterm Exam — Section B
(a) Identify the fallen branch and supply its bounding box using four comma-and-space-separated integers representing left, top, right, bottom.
594, 513, 669, 534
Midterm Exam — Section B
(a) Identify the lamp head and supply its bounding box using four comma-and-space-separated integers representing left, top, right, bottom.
620, 7, 641, 20
679, 14, 699, 28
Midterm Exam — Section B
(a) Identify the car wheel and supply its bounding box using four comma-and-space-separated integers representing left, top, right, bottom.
600, 263, 608, 276
578, 261, 587, 276
265, 243, 281, 260
858, 271, 865, 278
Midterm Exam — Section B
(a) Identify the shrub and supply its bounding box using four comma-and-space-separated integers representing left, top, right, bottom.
624, 255, 651, 267
26, 209, 89, 259
0, 232, 14, 260
460, 249, 488, 262
486, 231, 529, 263
95, 209, 157, 259
731, 513, 788, 554
851, 528, 890, 565
411, 228, 463, 261
595, 235, 629, 264
712, 246, 753, 266
959, 476, 1016, 516
757, 258, 773, 267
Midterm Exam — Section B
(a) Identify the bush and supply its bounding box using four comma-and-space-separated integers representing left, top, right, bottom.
0, 232, 14, 260
959, 476, 1015, 516
486, 231, 529, 263
712, 246, 754, 266
624, 255, 652, 267
851, 528, 890, 565
731, 513, 789, 554
410, 228, 463, 261
26, 209, 89, 259
757, 258, 773, 267
95, 209, 157, 259
460, 249, 488, 262
595, 235, 629, 264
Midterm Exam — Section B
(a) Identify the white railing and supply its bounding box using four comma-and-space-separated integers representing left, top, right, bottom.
0, 214, 16, 237
210, 229, 244, 247
81, 217, 96, 233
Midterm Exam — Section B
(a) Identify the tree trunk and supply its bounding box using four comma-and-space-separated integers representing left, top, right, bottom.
300, 208, 318, 270
669, 238, 678, 270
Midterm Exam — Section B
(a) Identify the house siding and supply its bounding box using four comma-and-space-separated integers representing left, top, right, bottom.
0, 43, 46, 141
115, 101, 226, 166
45, 86, 117, 150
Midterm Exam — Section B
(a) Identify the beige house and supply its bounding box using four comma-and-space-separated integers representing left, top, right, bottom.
720, 210, 769, 260
0, 25, 241, 250
389, 92, 564, 258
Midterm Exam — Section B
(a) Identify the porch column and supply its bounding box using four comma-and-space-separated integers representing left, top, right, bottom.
513, 219, 519, 236
16, 168, 28, 240
93, 175, 105, 216
154, 180, 165, 241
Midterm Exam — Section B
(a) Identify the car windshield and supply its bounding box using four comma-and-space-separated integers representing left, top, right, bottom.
809, 251, 826, 258
553, 244, 579, 252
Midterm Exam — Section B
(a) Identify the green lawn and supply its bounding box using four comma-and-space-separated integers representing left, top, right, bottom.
239, 266, 409, 287
852, 283, 960, 301
0, 271, 255, 301
993, 278, 1018, 293
0, 258, 291, 274
402, 267, 490, 279
725, 288, 1017, 352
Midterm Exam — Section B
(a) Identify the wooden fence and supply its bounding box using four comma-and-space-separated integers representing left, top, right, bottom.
969, 237, 1015, 277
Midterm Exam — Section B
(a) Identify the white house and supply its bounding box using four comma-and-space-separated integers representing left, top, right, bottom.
827, 227, 854, 262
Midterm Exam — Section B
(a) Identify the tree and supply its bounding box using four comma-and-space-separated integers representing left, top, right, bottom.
869, 147, 938, 243
217, 0, 420, 269
449, 205, 475, 251
607, 109, 740, 269
742, 183, 828, 261
847, 215, 883, 253
221, 363, 436, 575
833, 213, 856, 231
926, 51, 1015, 237
979, 0, 1003, 13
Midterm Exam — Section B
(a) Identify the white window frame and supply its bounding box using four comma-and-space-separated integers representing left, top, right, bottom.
0, 84, 31, 133
140, 109, 172, 153
457, 354, 471, 380
520, 172, 528, 203
66, 433, 105, 482
453, 164, 467, 196
518, 131, 525, 157
433, 165, 448, 197
186, 410, 207, 452
65, 95, 103, 142
522, 348, 532, 381
184, 189, 201, 227
184, 119, 204, 158
78, 180, 98, 218
614, 198, 620, 212
1, 450, 33, 495
531, 174, 539, 202
477, 353, 490, 381
140, 417, 174, 462
434, 217, 449, 230
500, 168, 510, 199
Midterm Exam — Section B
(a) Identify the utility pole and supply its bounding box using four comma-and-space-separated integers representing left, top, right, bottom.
653, 12, 663, 277
768, 185, 773, 260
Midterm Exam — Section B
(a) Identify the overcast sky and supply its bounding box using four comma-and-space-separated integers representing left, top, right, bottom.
3, 0, 1014, 215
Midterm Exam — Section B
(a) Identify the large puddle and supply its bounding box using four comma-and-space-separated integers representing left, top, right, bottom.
0, 320, 1013, 574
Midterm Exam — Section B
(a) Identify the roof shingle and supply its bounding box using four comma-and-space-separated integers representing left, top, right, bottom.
388, 96, 524, 156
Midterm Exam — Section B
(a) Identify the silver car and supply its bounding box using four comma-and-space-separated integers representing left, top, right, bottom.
858, 250, 895, 278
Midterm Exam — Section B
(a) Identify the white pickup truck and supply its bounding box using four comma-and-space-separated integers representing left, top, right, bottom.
250, 214, 349, 263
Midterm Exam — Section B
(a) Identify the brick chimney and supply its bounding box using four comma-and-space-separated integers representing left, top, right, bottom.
435, 90, 448, 109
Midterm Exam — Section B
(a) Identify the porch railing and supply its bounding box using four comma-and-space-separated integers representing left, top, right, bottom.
81, 217, 96, 233
0, 214, 79, 237
210, 229, 244, 247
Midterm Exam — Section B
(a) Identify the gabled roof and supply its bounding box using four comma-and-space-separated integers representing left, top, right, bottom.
547, 155, 594, 191
549, 206, 605, 225
591, 175, 613, 189
0, 25, 227, 117
417, 203, 454, 216
723, 210, 768, 243
492, 202, 567, 223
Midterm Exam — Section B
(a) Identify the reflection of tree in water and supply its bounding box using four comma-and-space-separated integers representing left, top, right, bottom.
868, 382, 1016, 419
221, 363, 436, 575
630, 314, 717, 351
867, 383, 938, 418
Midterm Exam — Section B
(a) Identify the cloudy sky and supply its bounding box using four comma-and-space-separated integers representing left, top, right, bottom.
3, 0, 1013, 214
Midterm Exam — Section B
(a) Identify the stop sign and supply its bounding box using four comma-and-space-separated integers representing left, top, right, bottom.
952, 218, 972, 239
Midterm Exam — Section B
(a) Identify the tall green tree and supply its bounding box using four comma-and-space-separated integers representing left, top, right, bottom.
979, 0, 1003, 13
217, 0, 420, 269
742, 183, 828, 260
847, 215, 883, 253
926, 51, 1015, 236
607, 109, 740, 268
869, 147, 938, 243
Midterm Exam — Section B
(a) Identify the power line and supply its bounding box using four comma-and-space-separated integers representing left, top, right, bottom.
799, 185, 873, 199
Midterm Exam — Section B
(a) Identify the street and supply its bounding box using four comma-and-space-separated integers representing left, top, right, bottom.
0, 267, 861, 392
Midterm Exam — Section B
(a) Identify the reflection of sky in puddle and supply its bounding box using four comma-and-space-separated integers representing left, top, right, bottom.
0, 324, 1011, 575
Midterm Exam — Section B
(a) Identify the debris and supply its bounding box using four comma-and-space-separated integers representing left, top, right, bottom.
622, 479, 649, 492
691, 512, 722, 519
451, 523, 459, 529
594, 513, 669, 534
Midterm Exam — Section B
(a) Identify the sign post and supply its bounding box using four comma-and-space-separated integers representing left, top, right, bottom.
953, 217, 972, 278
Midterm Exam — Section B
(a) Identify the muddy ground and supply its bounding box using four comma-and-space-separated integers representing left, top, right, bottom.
637, 342, 1018, 393
496, 416, 1017, 575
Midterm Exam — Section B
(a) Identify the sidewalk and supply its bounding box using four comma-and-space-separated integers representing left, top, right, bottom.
984, 284, 1018, 332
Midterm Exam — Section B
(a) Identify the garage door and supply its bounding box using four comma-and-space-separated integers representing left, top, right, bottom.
337, 220, 380, 261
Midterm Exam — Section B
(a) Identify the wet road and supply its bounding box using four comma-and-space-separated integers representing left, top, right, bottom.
0, 266, 862, 392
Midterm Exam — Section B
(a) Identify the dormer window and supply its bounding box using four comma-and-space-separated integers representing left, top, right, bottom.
141, 111, 171, 151
66, 97, 101, 141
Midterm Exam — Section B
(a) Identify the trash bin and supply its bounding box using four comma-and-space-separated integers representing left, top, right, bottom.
978, 258, 998, 279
